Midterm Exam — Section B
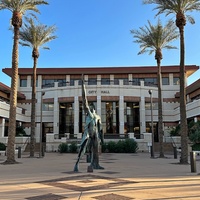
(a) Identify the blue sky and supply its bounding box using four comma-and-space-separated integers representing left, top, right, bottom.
1, 0, 200, 86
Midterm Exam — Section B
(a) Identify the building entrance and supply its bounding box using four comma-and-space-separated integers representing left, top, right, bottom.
101, 102, 119, 134
59, 103, 74, 137
79, 101, 119, 136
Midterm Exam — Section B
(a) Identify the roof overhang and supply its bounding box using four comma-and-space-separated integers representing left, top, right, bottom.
2, 65, 199, 76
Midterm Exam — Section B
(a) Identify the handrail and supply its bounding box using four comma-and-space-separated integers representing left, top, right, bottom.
170, 136, 177, 148
21, 136, 30, 150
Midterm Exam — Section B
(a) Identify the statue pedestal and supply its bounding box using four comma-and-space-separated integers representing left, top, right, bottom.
87, 165, 93, 173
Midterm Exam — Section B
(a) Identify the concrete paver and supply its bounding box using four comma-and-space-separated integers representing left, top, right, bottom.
0, 152, 200, 200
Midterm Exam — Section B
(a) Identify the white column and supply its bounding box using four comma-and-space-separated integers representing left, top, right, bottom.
53, 82, 59, 134
36, 91, 44, 143
97, 96, 101, 117
27, 75, 31, 87
0, 118, 5, 137
74, 96, 79, 134
38, 75, 42, 88
119, 96, 124, 135
169, 74, 173, 85
35, 123, 40, 143
110, 74, 114, 85
118, 79, 125, 135
140, 96, 146, 134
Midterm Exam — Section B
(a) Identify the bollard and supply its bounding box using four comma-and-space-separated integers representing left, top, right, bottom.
173, 147, 177, 159
190, 151, 196, 173
150, 146, 154, 158
42, 144, 45, 157
18, 146, 21, 158
5, 146, 7, 156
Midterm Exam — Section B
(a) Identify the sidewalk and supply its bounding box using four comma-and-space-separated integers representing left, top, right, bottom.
0, 152, 200, 200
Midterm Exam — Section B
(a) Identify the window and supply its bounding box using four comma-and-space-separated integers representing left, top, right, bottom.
69, 79, 81, 86
20, 79, 27, 87
70, 79, 75, 86
114, 78, 119, 85
132, 78, 143, 86
44, 122, 53, 133
101, 78, 110, 85
146, 122, 158, 142
173, 77, 180, 85
31, 79, 38, 87
59, 103, 74, 136
101, 102, 119, 134
124, 102, 140, 138
42, 79, 65, 88
145, 102, 158, 110
42, 79, 54, 88
43, 103, 54, 111
123, 78, 129, 85
88, 78, 97, 85
144, 78, 157, 86
162, 77, 169, 85
57, 79, 66, 87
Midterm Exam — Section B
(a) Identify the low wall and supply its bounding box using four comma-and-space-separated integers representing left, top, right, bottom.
0, 149, 19, 156
46, 132, 153, 152
0, 136, 29, 152
46, 133, 82, 152
164, 136, 181, 148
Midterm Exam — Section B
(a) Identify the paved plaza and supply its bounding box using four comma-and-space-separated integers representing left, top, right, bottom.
0, 152, 200, 200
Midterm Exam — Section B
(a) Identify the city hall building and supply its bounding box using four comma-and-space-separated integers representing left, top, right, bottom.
1, 65, 200, 151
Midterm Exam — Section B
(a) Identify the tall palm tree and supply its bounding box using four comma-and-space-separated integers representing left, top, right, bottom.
19, 18, 57, 157
131, 19, 179, 158
143, 0, 200, 164
0, 0, 48, 164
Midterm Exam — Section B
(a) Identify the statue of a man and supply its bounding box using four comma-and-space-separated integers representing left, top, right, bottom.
74, 76, 104, 172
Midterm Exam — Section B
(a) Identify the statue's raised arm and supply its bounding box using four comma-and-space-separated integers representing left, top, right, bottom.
82, 75, 89, 114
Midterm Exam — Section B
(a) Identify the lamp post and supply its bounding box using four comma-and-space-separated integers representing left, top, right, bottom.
148, 89, 154, 158
39, 91, 45, 158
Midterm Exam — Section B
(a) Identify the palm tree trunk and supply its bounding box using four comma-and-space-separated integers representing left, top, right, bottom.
156, 56, 164, 158
179, 25, 188, 164
5, 26, 19, 164
30, 57, 37, 157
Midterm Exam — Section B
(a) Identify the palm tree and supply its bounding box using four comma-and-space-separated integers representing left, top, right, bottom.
143, 0, 200, 164
0, 0, 48, 164
131, 19, 179, 158
19, 18, 57, 157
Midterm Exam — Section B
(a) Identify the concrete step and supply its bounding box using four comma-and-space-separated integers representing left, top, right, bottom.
154, 142, 173, 153
24, 143, 41, 152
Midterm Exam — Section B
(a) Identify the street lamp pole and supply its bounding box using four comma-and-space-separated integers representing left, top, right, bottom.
39, 91, 45, 158
149, 89, 154, 158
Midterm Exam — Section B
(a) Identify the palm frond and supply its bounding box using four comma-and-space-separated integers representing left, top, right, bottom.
19, 17, 57, 56
143, 0, 200, 23
130, 18, 179, 57
0, 0, 48, 14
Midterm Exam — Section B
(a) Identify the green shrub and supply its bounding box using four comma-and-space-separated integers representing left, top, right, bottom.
102, 139, 138, 153
169, 125, 180, 136
16, 126, 27, 137
192, 143, 200, 151
69, 141, 78, 153
116, 140, 125, 153
106, 141, 117, 153
124, 138, 138, 153
58, 143, 68, 153
0, 142, 6, 151
189, 121, 200, 144
101, 142, 108, 152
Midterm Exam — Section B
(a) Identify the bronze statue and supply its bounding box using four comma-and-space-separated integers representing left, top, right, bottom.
74, 76, 104, 172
